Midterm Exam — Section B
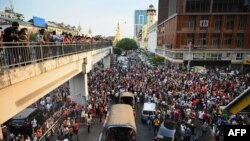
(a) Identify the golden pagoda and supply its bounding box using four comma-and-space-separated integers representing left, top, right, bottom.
113, 22, 122, 46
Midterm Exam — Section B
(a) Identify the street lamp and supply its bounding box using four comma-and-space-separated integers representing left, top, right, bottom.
187, 41, 192, 72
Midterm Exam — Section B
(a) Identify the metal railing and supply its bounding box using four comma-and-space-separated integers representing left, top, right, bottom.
0, 42, 112, 69
38, 115, 64, 141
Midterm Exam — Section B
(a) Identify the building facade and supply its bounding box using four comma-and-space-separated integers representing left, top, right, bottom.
157, 0, 250, 71
0, 9, 25, 21
140, 5, 157, 50
148, 23, 157, 53
134, 10, 147, 39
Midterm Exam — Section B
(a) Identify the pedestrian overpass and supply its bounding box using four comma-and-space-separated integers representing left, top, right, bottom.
0, 42, 112, 125
224, 87, 250, 114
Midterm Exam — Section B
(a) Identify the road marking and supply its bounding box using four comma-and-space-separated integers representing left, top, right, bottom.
98, 132, 103, 141
103, 111, 109, 127
99, 111, 109, 141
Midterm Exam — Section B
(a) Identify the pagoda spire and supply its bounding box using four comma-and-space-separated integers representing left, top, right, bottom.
113, 22, 122, 46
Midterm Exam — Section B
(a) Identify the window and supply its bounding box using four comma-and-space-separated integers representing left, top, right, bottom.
207, 53, 222, 60
236, 34, 244, 48
236, 53, 243, 60
212, 34, 220, 48
186, 0, 210, 12
193, 53, 205, 60
224, 34, 232, 48
214, 16, 221, 30
188, 16, 195, 30
213, 0, 250, 12
139, 15, 144, 25
175, 53, 183, 59
187, 33, 194, 45
199, 33, 206, 48
238, 16, 246, 30
226, 16, 234, 30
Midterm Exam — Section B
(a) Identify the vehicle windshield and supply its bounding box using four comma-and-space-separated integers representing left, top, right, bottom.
121, 97, 133, 106
143, 111, 154, 115
107, 127, 136, 141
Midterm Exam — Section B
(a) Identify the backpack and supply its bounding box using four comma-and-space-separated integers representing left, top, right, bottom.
154, 118, 160, 126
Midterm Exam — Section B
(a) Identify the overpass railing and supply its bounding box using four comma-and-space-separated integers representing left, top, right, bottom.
0, 42, 112, 69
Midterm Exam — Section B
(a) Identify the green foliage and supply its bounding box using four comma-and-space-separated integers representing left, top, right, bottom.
115, 38, 138, 50
113, 47, 123, 56
151, 56, 165, 65
29, 32, 37, 42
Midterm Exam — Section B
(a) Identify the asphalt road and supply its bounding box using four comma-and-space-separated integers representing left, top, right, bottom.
135, 104, 155, 141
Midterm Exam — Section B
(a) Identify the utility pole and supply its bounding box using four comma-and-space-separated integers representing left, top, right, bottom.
187, 41, 192, 72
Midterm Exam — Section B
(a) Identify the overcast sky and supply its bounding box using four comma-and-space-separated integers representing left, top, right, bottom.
0, 0, 158, 37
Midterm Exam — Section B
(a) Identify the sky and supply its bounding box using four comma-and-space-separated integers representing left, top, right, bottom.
0, 0, 158, 38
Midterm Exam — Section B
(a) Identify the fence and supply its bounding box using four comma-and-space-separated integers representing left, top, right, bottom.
0, 42, 112, 69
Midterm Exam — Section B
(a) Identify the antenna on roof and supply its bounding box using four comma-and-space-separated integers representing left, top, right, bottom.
10, 0, 14, 12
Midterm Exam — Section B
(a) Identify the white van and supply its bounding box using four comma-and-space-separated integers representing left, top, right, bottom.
141, 102, 156, 122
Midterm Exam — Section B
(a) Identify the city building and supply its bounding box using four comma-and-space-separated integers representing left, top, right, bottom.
47, 21, 79, 36
156, 0, 250, 71
140, 5, 157, 50
134, 10, 147, 40
147, 23, 157, 53
0, 9, 25, 21
113, 22, 122, 46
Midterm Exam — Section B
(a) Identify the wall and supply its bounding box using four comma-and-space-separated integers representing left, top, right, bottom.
148, 24, 157, 53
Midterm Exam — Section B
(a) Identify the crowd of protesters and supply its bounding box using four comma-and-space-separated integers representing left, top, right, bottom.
0, 21, 112, 67
87, 50, 250, 141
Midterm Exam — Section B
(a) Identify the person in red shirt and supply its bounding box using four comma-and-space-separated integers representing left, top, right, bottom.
192, 99, 198, 109
73, 119, 79, 137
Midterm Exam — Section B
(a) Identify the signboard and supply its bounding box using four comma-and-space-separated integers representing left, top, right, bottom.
200, 20, 208, 27
33, 16, 47, 28
244, 60, 250, 64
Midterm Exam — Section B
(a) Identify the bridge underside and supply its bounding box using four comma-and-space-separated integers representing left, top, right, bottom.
0, 47, 112, 124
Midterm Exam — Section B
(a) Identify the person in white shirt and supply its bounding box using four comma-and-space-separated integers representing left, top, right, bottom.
31, 118, 38, 133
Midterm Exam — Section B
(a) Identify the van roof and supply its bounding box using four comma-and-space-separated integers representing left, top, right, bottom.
106, 104, 136, 131
120, 92, 134, 97
12, 108, 37, 120
143, 103, 156, 111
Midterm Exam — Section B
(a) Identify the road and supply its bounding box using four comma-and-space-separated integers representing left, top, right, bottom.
135, 104, 155, 141
48, 104, 155, 141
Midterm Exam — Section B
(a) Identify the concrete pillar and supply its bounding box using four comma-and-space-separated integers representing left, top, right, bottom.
69, 73, 88, 106
103, 55, 110, 69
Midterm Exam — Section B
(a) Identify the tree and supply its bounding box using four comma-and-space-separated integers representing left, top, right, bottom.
113, 47, 123, 61
151, 56, 165, 65
113, 47, 123, 56
115, 38, 138, 50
